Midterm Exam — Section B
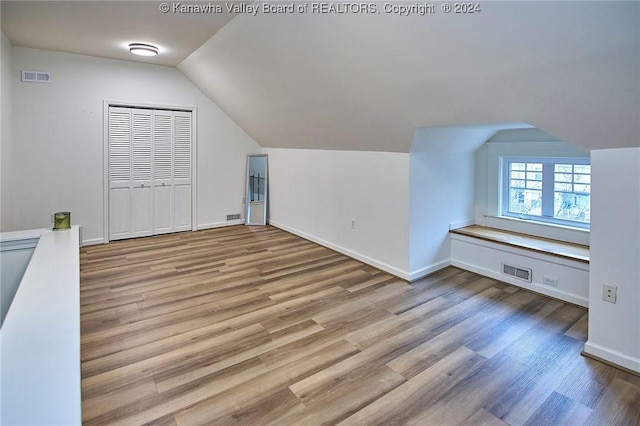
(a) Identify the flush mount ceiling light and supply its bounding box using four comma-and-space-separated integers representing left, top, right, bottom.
128, 43, 158, 57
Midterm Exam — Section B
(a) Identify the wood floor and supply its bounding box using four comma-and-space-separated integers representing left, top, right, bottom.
80, 225, 640, 426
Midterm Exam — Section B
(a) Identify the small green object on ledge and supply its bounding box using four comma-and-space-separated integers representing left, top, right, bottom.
53, 212, 71, 230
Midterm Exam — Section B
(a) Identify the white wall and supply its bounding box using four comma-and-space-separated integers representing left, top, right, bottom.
7, 47, 261, 244
585, 148, 640, 373
409, 151, 474, 278
264, 148, 410, 278
475, 128, 590, 245
1, 33, 14, 231
409, 126, 501, 280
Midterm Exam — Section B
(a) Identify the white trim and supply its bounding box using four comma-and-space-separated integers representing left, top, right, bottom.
583, 341, 640, 374
102, 100, 197, 242
269, 220, 411, 281
408, 259, 451, 282
191, 108, 198, 231
103, 100, 195, 112
197, 220, 245, 230
102, 101, 109, 245
82, 237, 105, 246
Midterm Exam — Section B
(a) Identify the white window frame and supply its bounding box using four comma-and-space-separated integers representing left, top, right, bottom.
500, 156, 591, 229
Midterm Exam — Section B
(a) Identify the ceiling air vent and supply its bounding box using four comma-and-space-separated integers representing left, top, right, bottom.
21, 70, 51, 83
502, 263, 532, 283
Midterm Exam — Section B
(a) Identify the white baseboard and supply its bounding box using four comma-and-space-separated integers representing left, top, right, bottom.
451, 259, 589, 307
83, 221, 244, 246
408, 259, 451, 282
197, 220, 245, 230
269, 220, 411, 281
584, 341, 640, 374
82, 237, 105, 246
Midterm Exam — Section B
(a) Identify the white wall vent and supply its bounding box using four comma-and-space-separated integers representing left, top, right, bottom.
502, 263, 532, 283
21, 70, 51, 83
226, 214, 241, 221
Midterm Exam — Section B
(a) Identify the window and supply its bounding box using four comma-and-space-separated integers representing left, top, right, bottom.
501, 157, 590, 228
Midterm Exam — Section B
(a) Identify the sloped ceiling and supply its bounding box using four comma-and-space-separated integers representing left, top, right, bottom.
1, 0, 242, 66
178, 1, 639, 153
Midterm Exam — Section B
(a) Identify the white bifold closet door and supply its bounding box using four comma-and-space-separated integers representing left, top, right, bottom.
109, 107, 192, 241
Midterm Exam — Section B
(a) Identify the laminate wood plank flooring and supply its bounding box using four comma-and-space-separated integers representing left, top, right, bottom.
80, 225, 639, 425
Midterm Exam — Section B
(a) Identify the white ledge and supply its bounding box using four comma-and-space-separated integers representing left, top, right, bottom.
1, 226, 81, 426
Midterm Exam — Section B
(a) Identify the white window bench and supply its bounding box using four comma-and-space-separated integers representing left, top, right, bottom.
450, 225, 589, 307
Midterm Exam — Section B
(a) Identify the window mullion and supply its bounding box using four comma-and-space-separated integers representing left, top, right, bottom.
541, 162, 554, 217
501, 158, 509, 216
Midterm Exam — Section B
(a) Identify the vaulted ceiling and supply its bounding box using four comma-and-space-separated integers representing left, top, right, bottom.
2, 1, 639, 153
1, 0, 241, 66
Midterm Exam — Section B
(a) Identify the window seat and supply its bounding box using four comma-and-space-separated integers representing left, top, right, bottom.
449, 225, 589, 307
450, 225, 589, 264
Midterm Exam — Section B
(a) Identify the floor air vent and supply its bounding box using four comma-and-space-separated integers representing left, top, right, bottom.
502, 263, 532, 282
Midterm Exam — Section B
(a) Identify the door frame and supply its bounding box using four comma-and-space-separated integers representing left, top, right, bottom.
103, 100, 198, 243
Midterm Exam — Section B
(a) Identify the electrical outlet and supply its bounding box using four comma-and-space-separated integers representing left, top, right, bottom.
602, 284, 617, 303
241, 196, 246, 204
351, 219, 356, 230
543, 276, 558, 287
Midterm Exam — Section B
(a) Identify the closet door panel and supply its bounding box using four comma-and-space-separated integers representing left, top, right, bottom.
153, 112, 173, 186
174, 184, 191, 231
109, 107, 132, 240
154, 185, 173, 234
173, 113, 191, 187
172, 112, 192, 232
132, 186, 153, 237
109, 188, 131, 240
131, 110, 153, 237
153, 112, 174, 234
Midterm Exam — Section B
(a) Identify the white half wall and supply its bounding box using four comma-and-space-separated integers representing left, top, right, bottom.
7, 47, 261, 244
1, 33, 15, 231
585, 147, 640, 373
264, 148, 410, 279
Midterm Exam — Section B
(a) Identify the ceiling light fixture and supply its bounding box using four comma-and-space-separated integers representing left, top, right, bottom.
128, 43, 159, 57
